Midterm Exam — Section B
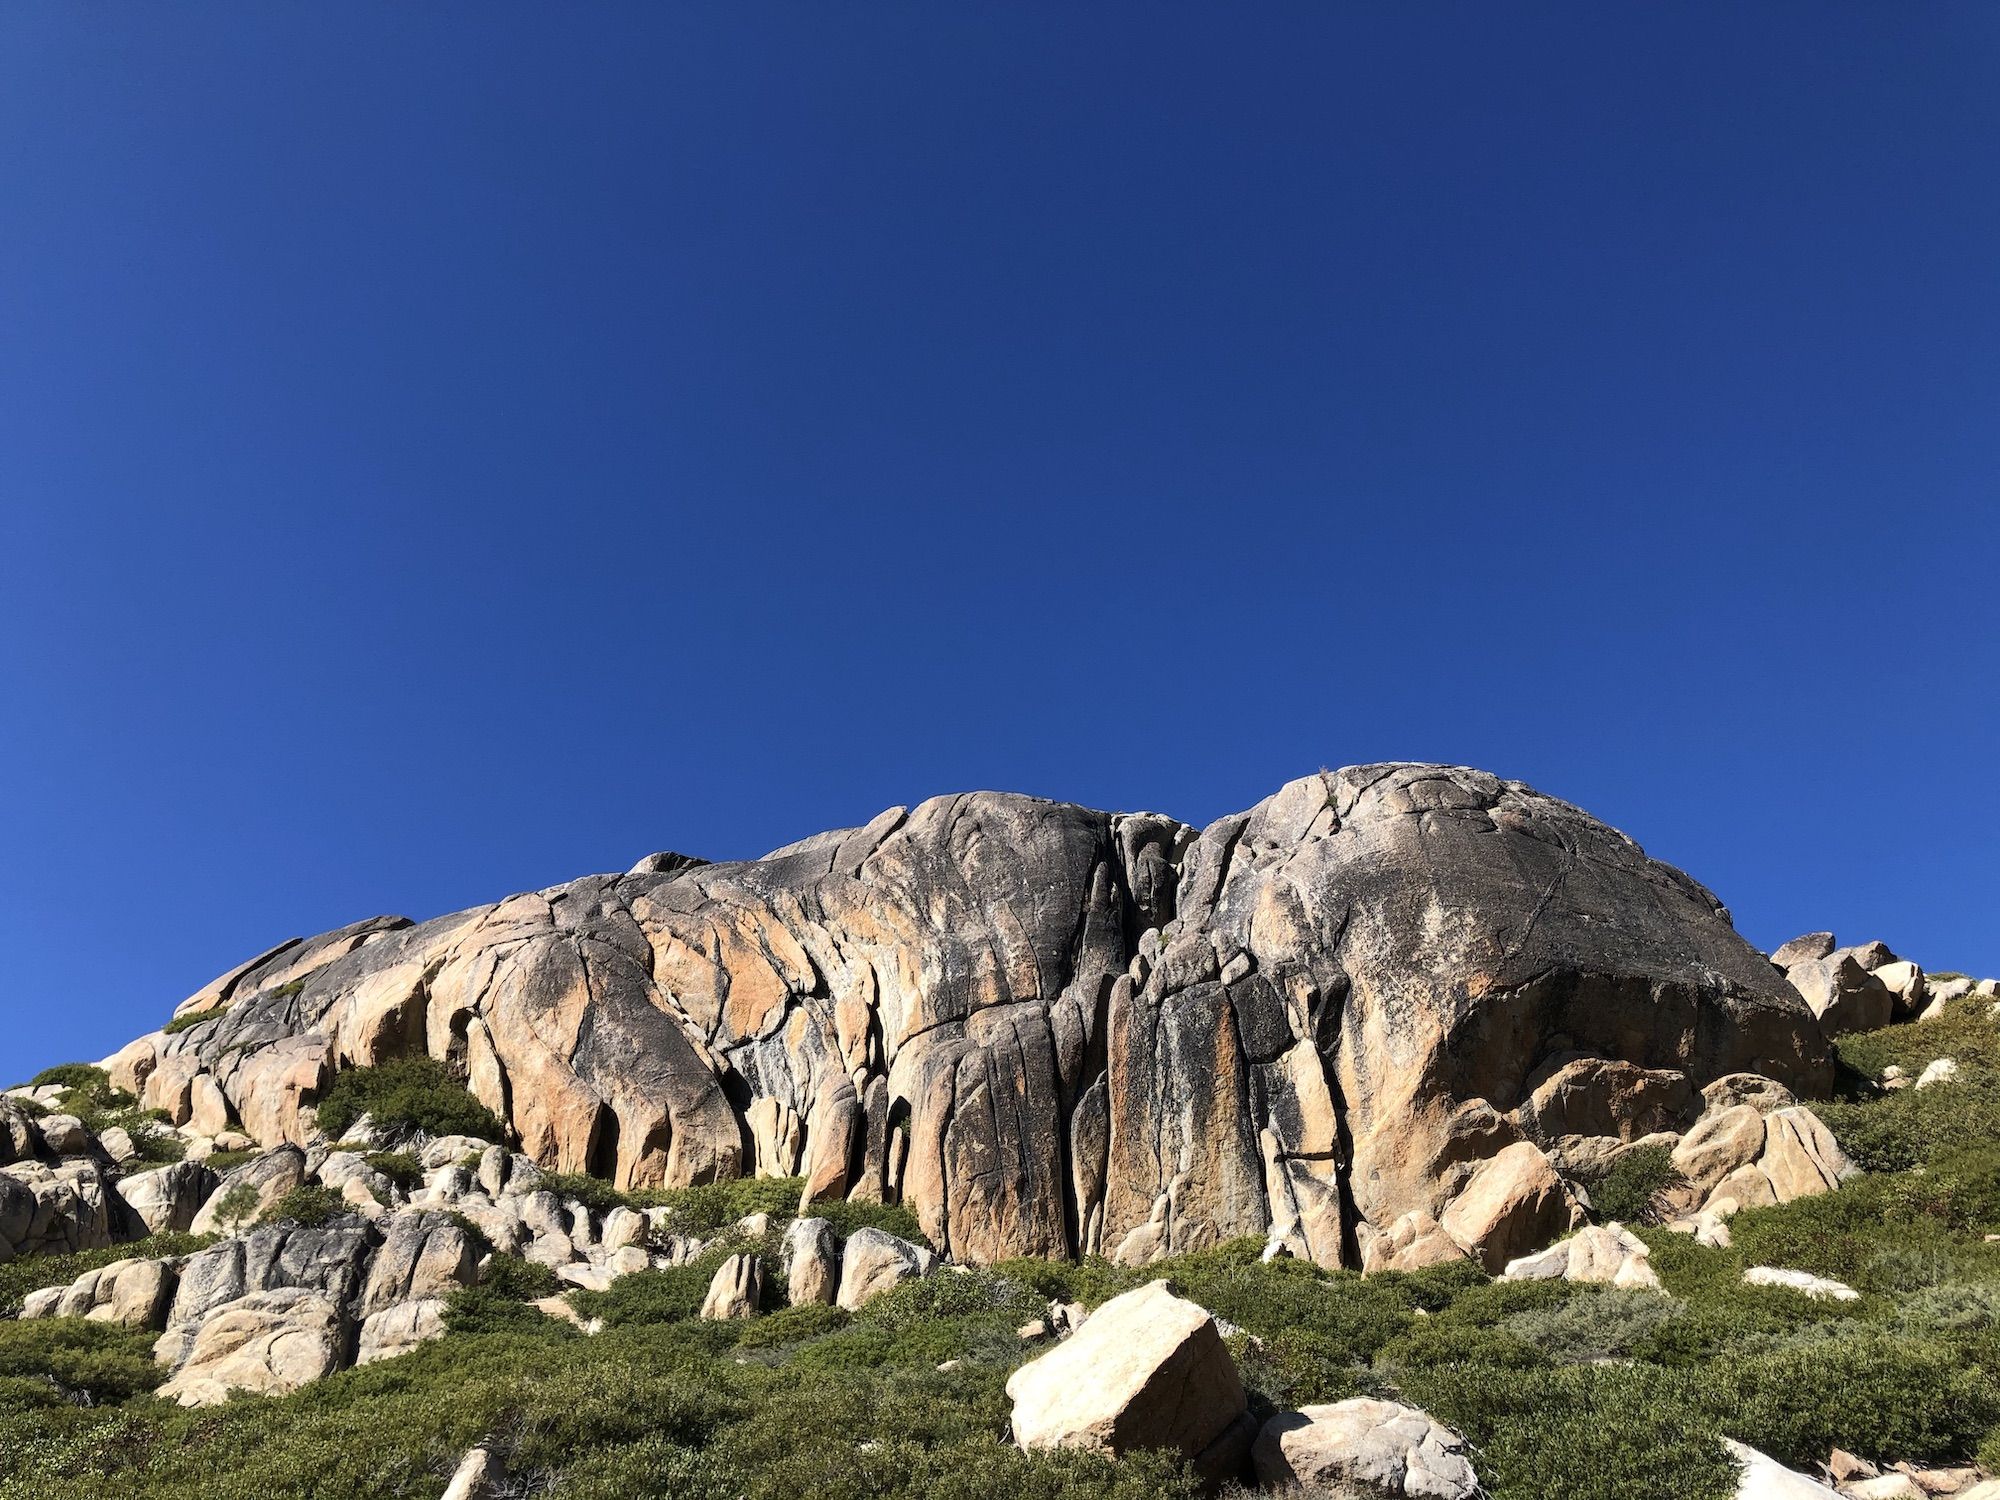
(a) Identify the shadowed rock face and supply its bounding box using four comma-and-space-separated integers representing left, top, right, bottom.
106, 766, 1833, 1269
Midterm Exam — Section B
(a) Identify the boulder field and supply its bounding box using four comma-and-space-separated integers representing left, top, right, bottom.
89, 762, 1837, 1275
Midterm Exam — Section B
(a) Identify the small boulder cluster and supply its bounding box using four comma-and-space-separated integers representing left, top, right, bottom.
695, 1220, 936, 1321
1006, 1280, 1480, 1497
6, 1104, 938, 1406
1771, 933, 1998, 1037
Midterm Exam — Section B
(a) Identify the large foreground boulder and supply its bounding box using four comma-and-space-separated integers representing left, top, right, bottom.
1006, 1281, 1251, 1482
1252, 1399, 1480, 1498
100, 764, 1836, 1272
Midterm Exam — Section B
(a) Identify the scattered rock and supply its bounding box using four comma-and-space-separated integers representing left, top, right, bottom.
1872, 961, 1929, 1019
782, 1216, 839, 1306
118, 1161, 220, 1235
357, 1211, 479, 1315
20, 1256, 176, 1328
699, 1252, 763, 1320
1839, 1477, 1926, 1500
835, 1227, 934, 1310
355, 1297, 445, 1365
190, 1146, 307, 1235
1252, 1398, 1480, 1499
441, 1447, 502, 1500
1784, 953, 1893, 1038
1916, 1059, 1959, 1089
1437, 1141, 1582, 1272
1742, 1266, 1860, 1302
1006, 1281, 1251, 1484
1702, 1074, 1798, 1114
1771, 933, 1837, 968
1359, 1211, 1469, 1275
37, 1113, 93, 1158
155, 1287, 345, 1406
1500, 1223, 1661, 1289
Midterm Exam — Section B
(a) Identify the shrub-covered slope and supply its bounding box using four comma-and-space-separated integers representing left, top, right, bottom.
4, 992, 2000, 1500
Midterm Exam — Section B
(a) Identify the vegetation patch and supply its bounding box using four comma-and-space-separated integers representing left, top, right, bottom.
257, 1186, 351, 1228
161, 1006, 229, 1036
364, 1152, 423, 1191
311, 1057, 506, 1143
1581, 1143, 1686, 1225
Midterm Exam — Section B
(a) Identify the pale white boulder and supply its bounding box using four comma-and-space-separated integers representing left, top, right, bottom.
1253, 1398, 1479, 1499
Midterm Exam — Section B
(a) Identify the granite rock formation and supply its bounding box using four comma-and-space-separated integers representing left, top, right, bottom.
91, 764, 1836, 1271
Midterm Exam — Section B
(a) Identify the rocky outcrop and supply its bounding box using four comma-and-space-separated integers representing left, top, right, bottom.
1768, 935, 1943, 1037
1672, 1105, 1857, 1220
1435, 1140, 1582, 1272
1006, 1280, 1251, 1483
119, 1162, 219, 1236
1252, 1399, 1481, 1499
156, 1287, 346, 1406
0, 1160, 122, 1260
87, 766, 1832, 1274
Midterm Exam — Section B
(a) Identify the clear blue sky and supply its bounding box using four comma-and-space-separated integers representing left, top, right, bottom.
4, 5, 1997, 1079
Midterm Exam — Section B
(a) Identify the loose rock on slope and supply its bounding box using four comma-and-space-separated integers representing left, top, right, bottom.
1252, 1398, 1481, 1499
1006, 1280, 1252, 1482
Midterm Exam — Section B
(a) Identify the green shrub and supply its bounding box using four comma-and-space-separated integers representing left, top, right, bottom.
1505, 1287, 1686, 1363
734, 1302, 850, 1349
568, 1243, 767, 1328
161, 1006, 229, 1036
211, 1180, 261, 1227
1821, 1080, 2000, 1174
1377, 1318, 1548, 1372
633, 1176, 813, 1235
1714, 1331, 2000, 1467
1873, 1148, 2000, 1234
1837, 998, 2000, 1080
1238, 1326, 1381, 1406
480, 1253, 561, 1301
0, 1320, 165, 1408
28, 1064, 109, 1093
539, 1172, 642, 1218
20, 1064, 174, 1156
363, 1151, 422, 1190
258, 1186, 350, 1228
1400, 1362, 1737, 1500
444, 1285, 571, 1337
809, 1197, 929, 1245
1583, 1145, 1686, 1226
202, 1148, 257, 1173
312, 1057, 506, 1143
1896, 1282, 2000, 1335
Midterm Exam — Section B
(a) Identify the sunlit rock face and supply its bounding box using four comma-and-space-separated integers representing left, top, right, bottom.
107, 764, 1832, 1269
